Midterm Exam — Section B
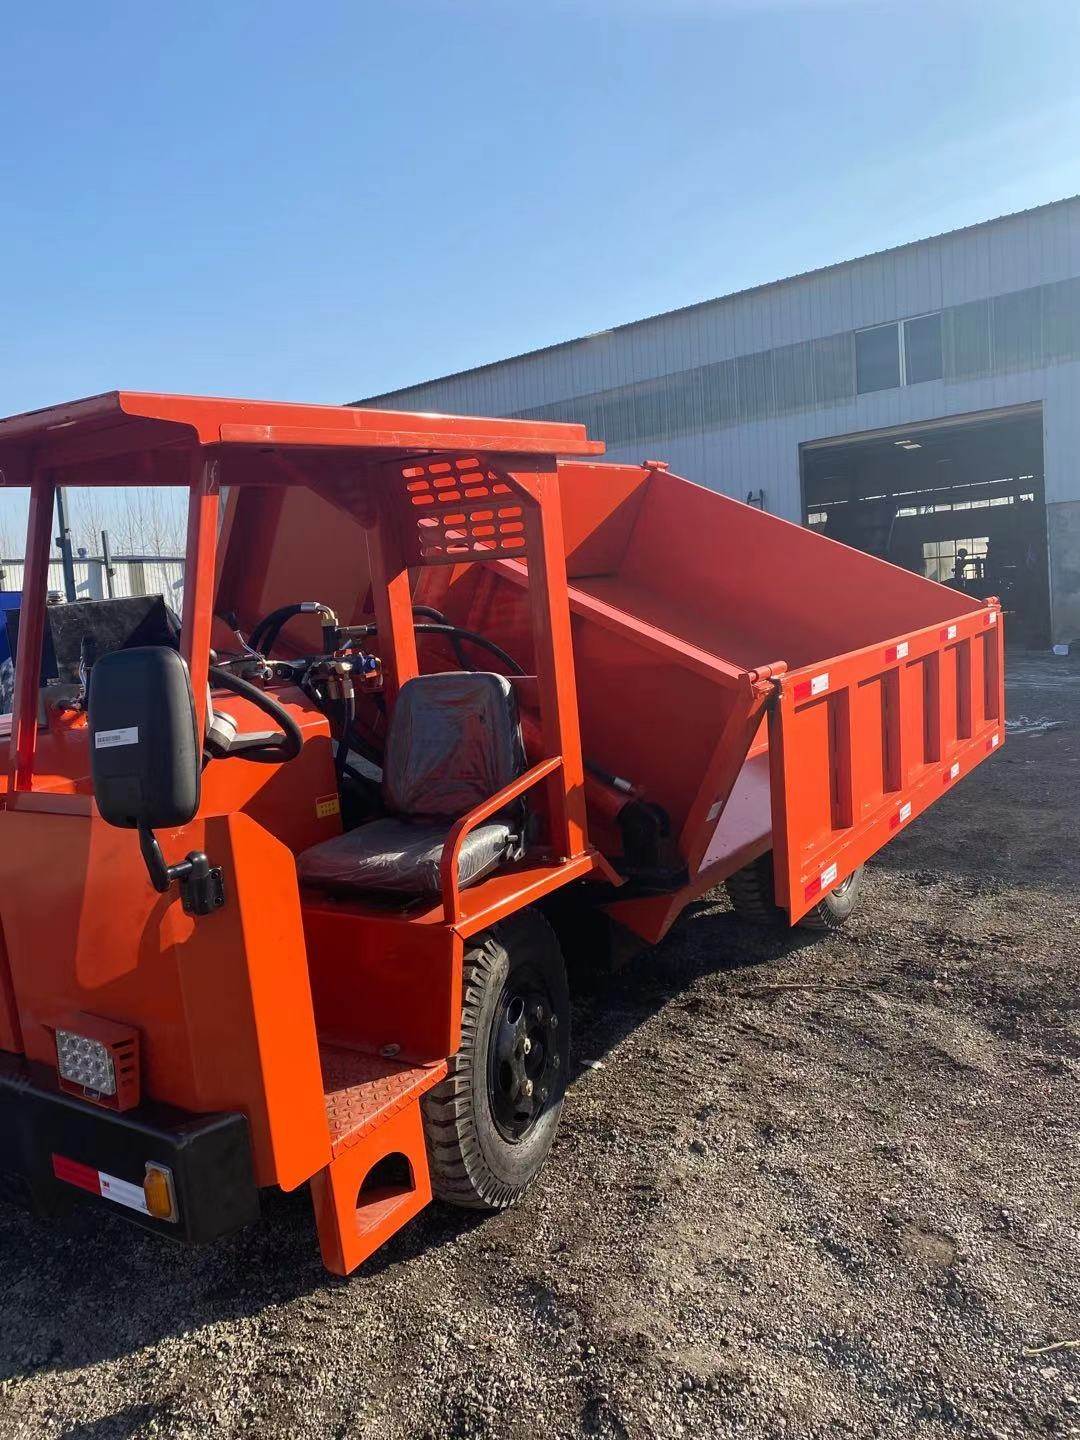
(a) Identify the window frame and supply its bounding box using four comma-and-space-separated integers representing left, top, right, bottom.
902, 310, 944, 386
854, 321, 902, 395
855, 310, 944, 395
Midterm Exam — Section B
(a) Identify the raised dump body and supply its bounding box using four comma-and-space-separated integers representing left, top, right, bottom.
423, 460, 1004, 935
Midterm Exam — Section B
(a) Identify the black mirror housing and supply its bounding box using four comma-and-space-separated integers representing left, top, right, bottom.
88, 646, 201, 830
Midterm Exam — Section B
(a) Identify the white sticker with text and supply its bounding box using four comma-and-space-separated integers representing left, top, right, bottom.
95, 726, 139, 750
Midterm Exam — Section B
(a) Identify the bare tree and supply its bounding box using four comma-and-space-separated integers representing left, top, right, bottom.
67, 489, 112, 559
112, 488, 185, 557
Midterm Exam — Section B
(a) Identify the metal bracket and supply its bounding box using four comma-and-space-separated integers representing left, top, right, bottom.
138, 825, 226, 917
179, 858, 226, 917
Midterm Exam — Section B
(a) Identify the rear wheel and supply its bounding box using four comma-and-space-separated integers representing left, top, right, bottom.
724, 852, 864, 931
421, 909, 570, 1210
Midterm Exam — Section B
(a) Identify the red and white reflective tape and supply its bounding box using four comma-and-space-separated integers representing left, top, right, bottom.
52, 1153, 149, 1216
793, 672, 830, 702
940, 623, 958, 642
986, 731, 1001, 752
943, 760, 961, 784
890, 800, 913, 830
985, 610, 998, 627
885, 640, 910, 663
804, 861, 838, 902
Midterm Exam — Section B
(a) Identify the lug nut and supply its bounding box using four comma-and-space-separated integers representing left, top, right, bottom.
551, 1015, 559, 1029
523, 1079, 534, 1097
522, 1037, 532, 1055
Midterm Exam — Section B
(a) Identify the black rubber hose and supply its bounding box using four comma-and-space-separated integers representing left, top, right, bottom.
332, 693, 356, 788
414, 624, 525, 675
410, 605, 470, 667
341, 622, 525, 677
248, 604, 306, 656
250, 602, 337, 658
347, 605, 471, 668
207, 665, 303, 763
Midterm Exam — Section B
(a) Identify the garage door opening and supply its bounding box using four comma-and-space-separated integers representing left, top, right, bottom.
800, 405, 1049, 645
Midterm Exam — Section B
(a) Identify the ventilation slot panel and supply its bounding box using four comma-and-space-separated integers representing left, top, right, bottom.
398, 458, 526, 563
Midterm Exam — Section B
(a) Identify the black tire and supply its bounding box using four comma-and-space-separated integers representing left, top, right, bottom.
421, 909, 570, 1210
724, 852, 864, 932
724, 853, 784, 926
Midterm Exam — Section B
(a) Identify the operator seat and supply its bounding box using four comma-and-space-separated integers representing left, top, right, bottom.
297, 671, 527, 897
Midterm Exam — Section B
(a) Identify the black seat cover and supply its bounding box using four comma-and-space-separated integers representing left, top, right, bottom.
297, 672, 526, 896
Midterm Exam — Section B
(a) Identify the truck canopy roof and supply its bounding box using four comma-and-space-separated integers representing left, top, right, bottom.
0, 391, 604, 484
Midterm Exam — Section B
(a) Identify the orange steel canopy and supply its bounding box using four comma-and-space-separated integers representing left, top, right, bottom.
0, 391, 605, 483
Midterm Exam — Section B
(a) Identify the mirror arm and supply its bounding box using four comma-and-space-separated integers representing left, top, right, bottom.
138, 823, 226, 917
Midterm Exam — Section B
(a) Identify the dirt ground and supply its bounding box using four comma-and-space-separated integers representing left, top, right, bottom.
1, 649, 1077, 1440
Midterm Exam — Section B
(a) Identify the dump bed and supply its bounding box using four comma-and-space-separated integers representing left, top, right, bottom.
221, 457, 1004, 940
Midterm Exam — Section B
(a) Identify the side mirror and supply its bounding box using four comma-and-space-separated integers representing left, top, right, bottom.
88, 646, 200, 829
88, 647, 223, 915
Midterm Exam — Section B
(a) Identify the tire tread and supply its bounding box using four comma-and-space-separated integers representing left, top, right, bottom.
421, 910, 565, 1211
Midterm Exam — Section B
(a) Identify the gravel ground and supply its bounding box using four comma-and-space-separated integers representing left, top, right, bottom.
1, 649, 1078, 1440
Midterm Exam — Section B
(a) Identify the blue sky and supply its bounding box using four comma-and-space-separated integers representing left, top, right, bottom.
0, 0, 1078, 549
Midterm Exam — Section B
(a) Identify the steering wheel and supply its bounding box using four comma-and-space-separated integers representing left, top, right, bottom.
207, 665, 303, 763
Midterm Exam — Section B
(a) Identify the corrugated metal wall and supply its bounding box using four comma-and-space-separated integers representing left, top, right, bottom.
359, 198, 1080, 524
0, 558, 185, 609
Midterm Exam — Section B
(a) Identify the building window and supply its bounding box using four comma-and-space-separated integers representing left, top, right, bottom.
903, 312, 943, 383
922, 536, 988, 585
855, 323, 901, 393
856, 313, 944, 393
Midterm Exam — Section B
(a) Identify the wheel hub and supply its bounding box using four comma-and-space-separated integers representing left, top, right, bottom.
489, 983, 561, 1141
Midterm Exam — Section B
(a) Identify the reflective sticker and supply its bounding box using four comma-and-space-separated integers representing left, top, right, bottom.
52, 1154, 149, 1216
820, 863, 838, 888
988, 733, 1000, 751
94, 726, 139, 749
315, 794, 341, 820
944, 761, 961, 783
900, 801, 912, 822
99, 1173, 149, 1215
795, 671, 831, 702
987, 610, 998, 625
942, 624, 958, 641
52, 1154, 100, 1193
895, 641, 909, 660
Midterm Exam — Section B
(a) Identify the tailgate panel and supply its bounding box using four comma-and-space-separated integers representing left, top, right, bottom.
769, 604, 1005, 923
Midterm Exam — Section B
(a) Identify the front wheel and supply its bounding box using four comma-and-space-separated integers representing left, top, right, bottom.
724, 852, 864, 931
421, 909, 570, 1210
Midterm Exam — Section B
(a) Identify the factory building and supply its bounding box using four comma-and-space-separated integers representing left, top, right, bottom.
360, 196, 1080, 646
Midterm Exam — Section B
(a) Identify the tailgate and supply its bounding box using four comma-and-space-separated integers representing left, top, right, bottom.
768, 601, 1005, 923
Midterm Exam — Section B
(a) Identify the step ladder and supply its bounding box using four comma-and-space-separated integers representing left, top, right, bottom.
310, 1043, 446, 1275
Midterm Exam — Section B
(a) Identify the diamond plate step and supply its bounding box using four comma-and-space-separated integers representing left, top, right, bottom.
319, 1043, 446, 1158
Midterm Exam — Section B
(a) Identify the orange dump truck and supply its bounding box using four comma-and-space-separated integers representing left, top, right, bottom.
0, 393, 1004, 1274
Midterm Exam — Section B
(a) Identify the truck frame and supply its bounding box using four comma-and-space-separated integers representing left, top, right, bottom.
0, 391, 1004, 1275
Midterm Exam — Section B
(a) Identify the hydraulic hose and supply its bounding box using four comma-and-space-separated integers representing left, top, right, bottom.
330, 692, 356, 788
413, 623, 525, 676
340, 622, 526, 677
208, 665, 304, 763
249, 602, 337, 658
409, 605, 470, 668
